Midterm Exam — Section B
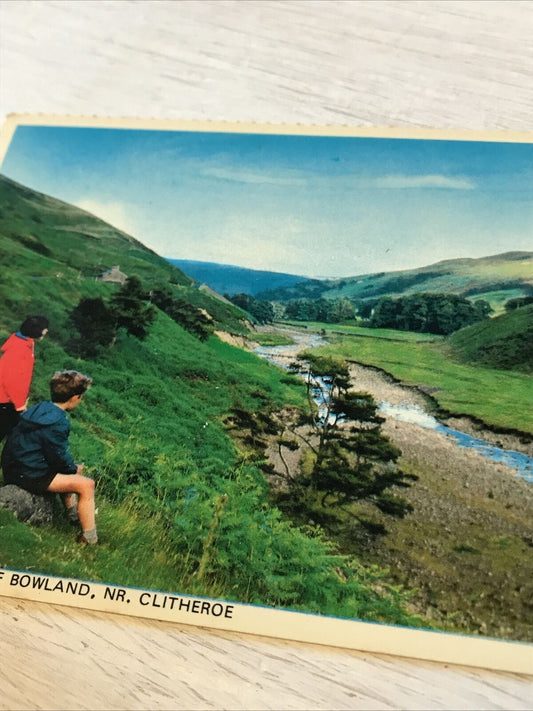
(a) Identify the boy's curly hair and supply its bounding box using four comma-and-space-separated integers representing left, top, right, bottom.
50, 370, 93, 403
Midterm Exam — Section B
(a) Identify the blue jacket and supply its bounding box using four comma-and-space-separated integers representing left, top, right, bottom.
2, 401, 77, 478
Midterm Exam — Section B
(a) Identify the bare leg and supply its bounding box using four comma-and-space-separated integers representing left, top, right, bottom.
47, 474, 95, 531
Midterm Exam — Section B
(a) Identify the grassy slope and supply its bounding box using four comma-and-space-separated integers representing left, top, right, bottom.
328, 253, 533, 308
0, 310, 420, 626
0, 175, 188, 280
0, 315, 306, 594
0, 175, 422, 627
447, 304, 533, 373
0, 174, 248, 335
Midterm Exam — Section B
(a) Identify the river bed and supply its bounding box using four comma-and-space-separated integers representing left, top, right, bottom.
254, 330, 533, 483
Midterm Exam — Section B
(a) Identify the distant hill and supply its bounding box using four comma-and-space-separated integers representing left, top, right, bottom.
168, 259, 314, 297
447, 303, 533, 373
0, 174, 247, 334
258, 252, 533, 313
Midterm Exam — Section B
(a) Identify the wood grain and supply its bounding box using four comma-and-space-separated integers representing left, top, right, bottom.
1, 1, 532, 129
1, 596, 532, 710
0, 1, 532, 708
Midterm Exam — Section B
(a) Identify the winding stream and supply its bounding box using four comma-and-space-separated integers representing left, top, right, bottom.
254, 331, 533, 483
379, 401, 532, 482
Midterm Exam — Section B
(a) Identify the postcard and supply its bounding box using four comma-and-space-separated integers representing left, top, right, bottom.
0, 116, 532, 674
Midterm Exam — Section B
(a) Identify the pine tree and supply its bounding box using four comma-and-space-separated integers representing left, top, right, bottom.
151, 287, 214, 341
281, 353, 416, 530
68, 296, 117, 357
109, 275, 156, 340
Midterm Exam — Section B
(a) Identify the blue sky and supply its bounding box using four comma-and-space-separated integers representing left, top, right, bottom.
1, 125, 532, 277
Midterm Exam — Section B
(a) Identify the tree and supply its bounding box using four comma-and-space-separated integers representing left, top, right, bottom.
370, 297, 400, 329
110, 275, 157, 340
151, 288, 214, 341
277, 353, 416, 532
472, 299, 492, 320
330, 297, 356, 323
168, 299, 214, 341
285, 298, 312, 321
252, 299, 275, 324
68, 276, 158, 356
229, 293, 275, 324
504, 296, 533, 311
370, 293, 491, 335
355, 298, 379, 320
68, 296, 117, 357
284, 297, 355, 324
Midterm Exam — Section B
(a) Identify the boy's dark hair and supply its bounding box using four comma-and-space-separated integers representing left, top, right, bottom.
20, 315, 49, 339
50, 370, 93, 403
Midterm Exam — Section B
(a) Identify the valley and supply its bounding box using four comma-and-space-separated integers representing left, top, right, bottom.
1, 172, 532, 643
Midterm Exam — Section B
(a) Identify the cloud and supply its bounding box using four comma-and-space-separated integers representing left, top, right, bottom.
201, 166, 306, 187
370, 174, 476, 190
199, 161, 475, 192
75, 199, 136, 235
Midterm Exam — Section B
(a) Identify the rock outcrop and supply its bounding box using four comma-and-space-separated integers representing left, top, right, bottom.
0, 485, 55, 526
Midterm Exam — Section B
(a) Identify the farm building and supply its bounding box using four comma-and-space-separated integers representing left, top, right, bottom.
97, 265, 127, 285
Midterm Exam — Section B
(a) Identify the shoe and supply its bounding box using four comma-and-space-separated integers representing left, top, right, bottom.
76, 532, 98, 545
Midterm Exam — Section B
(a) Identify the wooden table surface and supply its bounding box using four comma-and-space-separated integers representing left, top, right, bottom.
0, 1, 532, 708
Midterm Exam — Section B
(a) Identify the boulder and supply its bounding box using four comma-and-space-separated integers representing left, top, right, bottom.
0, 485, 55, 526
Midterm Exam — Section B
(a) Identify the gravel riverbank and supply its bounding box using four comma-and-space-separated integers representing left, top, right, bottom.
348, 361, 533, 457
347, 362, 533, 640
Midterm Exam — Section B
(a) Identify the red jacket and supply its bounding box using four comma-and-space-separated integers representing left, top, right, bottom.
0, 333, 35, 410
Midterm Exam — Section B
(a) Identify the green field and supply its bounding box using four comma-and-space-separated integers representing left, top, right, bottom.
252, 331, 295, 347
283, 320, 443, 343
310, 333, 533, 434
472, 289, 525, 315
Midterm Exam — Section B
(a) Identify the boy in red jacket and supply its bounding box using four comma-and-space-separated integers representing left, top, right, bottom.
0, 315, 49, 440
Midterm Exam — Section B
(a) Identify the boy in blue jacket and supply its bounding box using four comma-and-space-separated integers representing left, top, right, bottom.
1, 370, 97, 544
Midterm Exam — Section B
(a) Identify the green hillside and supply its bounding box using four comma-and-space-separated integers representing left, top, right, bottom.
0, 174, 249, 334
447, 304, 533, 373
0, 175, 191, 281
260, 252, 533, 313
0, 175, 422, 629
